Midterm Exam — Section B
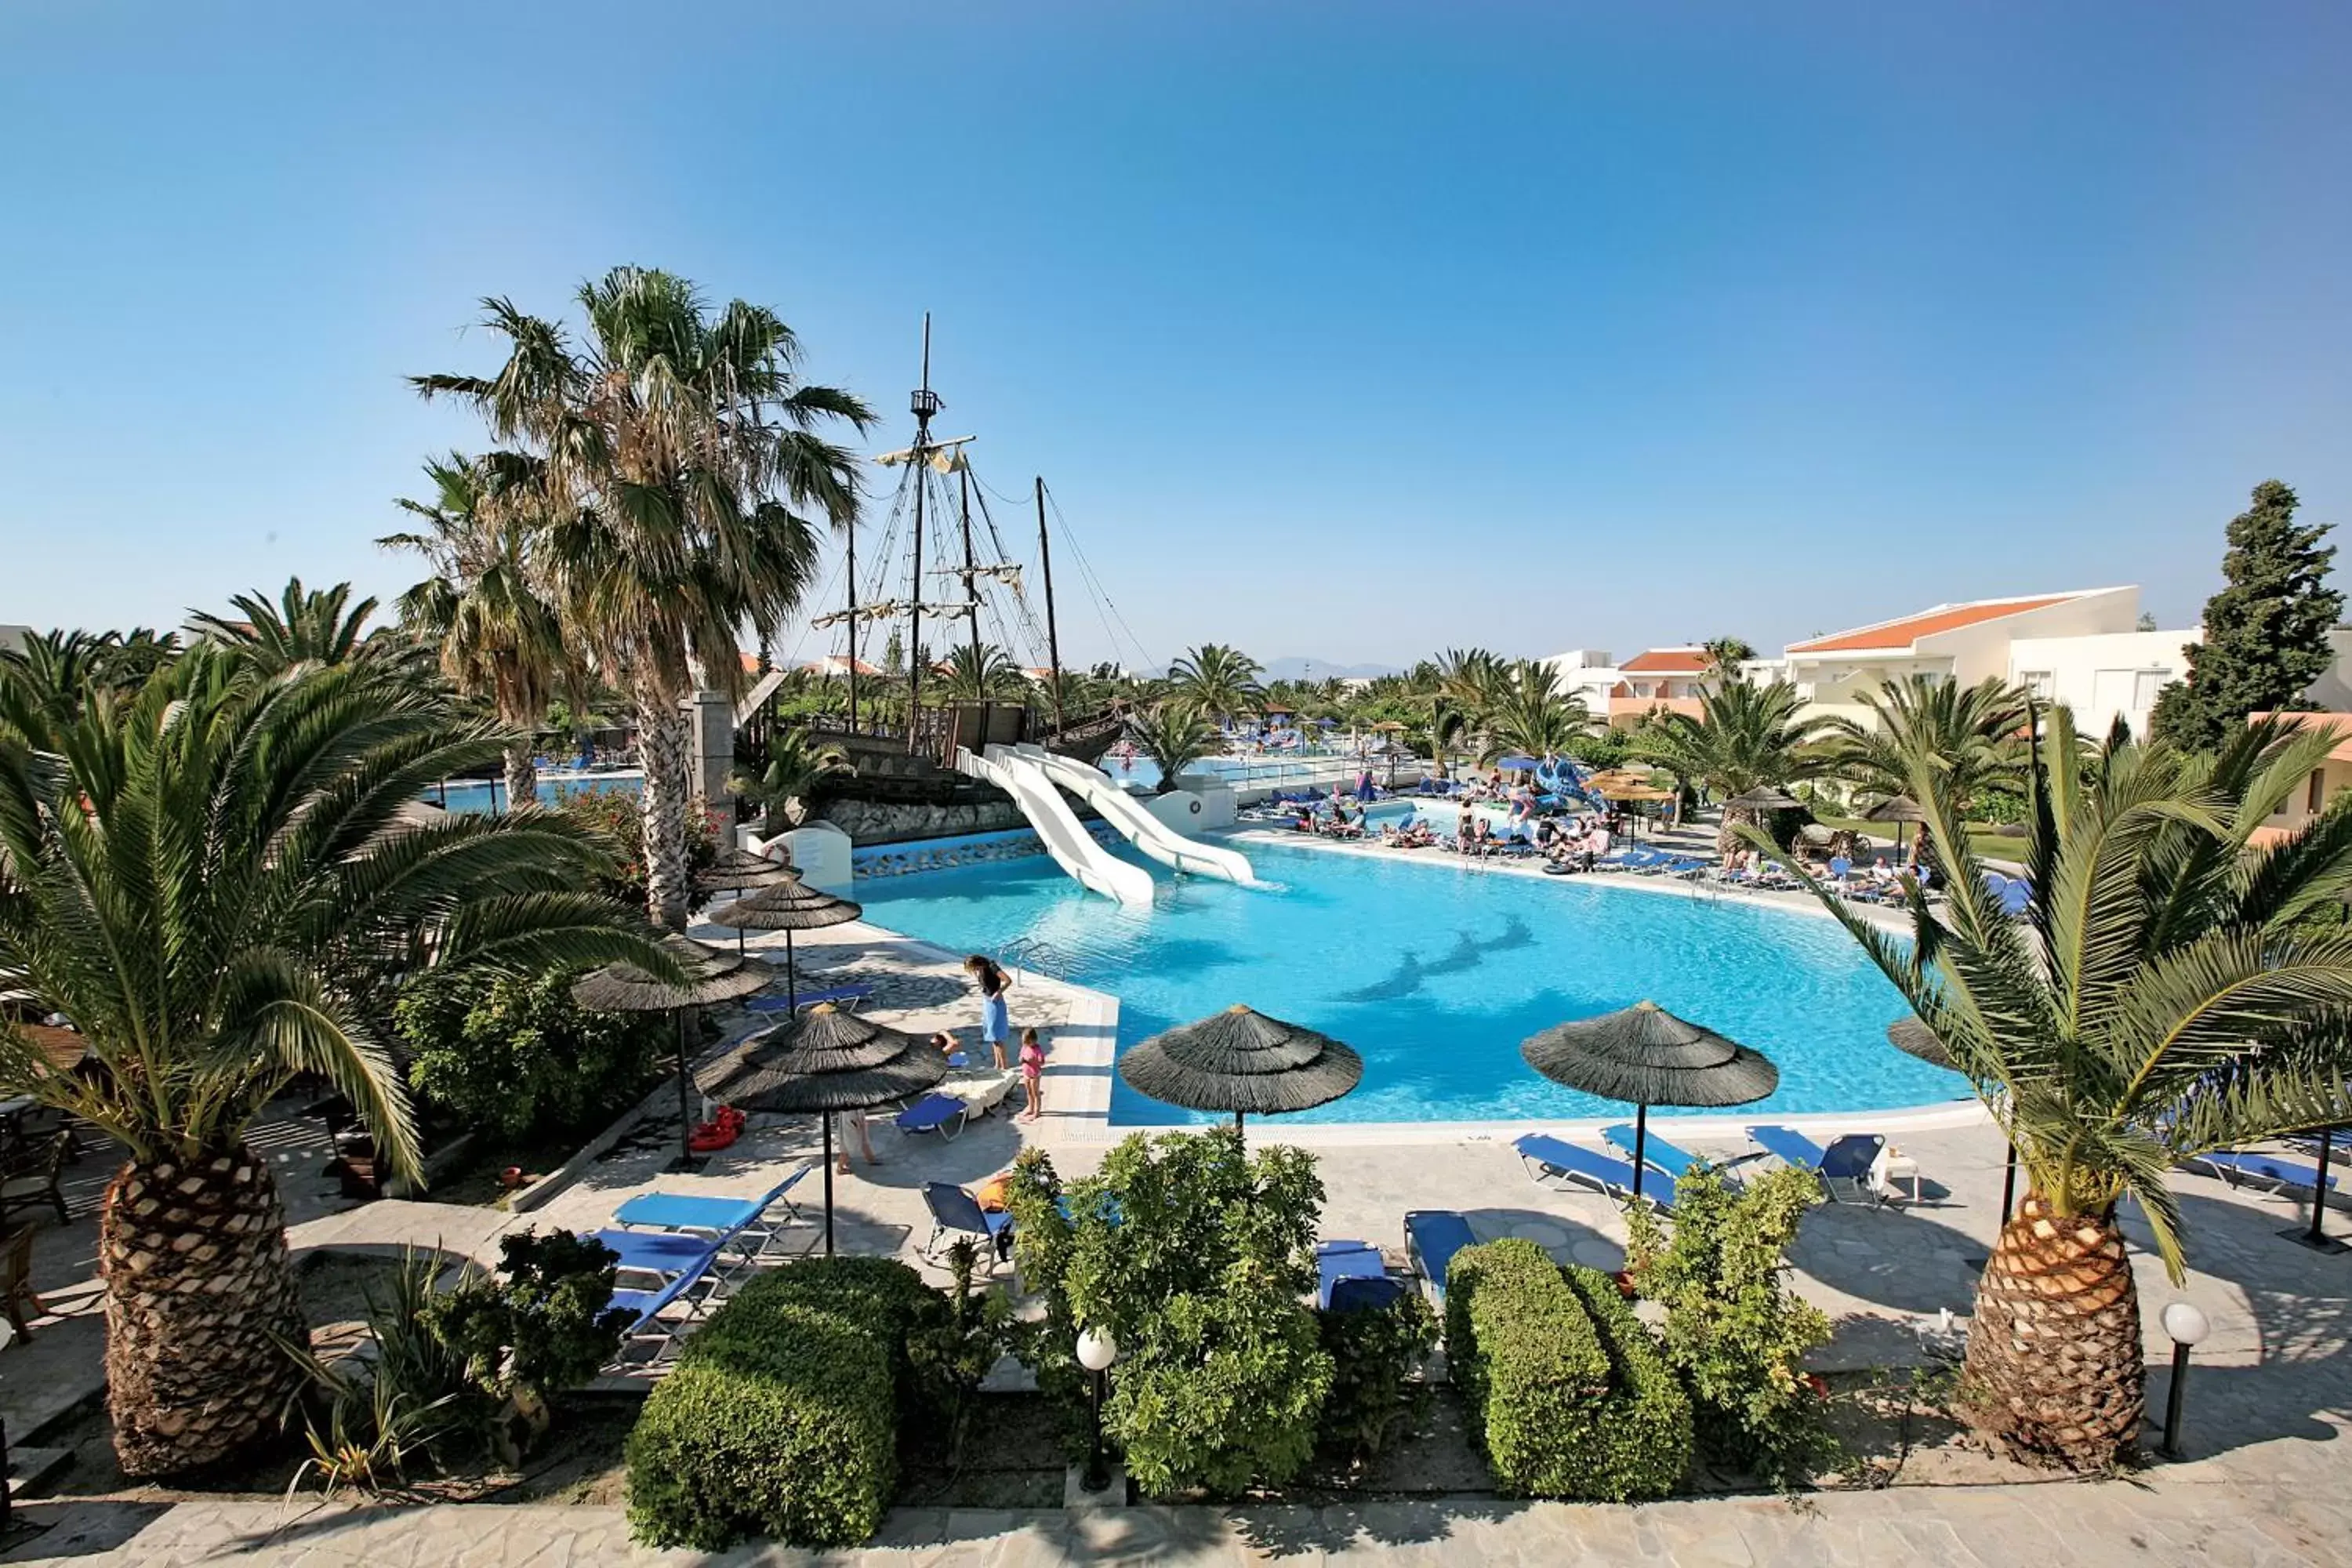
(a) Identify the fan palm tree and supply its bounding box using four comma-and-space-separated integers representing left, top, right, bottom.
0, 647, 670, 1477
1168, 644, 1263, 721
381, 452, 577, 806
1127, 699, 1221, 793
1632, 677, 1835, 852
415, 267, 873, 926
1824, 674, 2027, 819
188, 577, 406, 673
1483, 660, 1593, 762
1753, 710, 2352, 1470
939, 642, 1033, 702
728, 727, 852, 829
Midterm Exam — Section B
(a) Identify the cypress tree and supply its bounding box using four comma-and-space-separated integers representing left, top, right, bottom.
2150, 480, 2343, 752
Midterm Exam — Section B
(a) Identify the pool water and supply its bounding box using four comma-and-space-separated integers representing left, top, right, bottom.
855, 840, 1962, 1126
428, 772, 643, 815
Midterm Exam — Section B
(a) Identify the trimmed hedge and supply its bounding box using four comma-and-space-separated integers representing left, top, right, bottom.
1446, 1240, 1690, 1501
625, 1257, 938, 1549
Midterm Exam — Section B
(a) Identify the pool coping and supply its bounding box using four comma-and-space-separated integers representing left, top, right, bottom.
846, 824, 1991, 1150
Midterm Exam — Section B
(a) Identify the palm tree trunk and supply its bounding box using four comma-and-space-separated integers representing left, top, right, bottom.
101, 1146, 307, 1477
636, 681, 694, 930
1960, 1192, 2143, 1470
503, 741, 538, 809
1719, 802, 1755, 857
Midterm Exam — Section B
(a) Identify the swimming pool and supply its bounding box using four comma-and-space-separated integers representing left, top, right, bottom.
427, 771, 643, 815
855, 840, 1962, 1126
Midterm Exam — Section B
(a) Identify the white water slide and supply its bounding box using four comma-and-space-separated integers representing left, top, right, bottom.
953, 746, 1157, 906
1021, 746, 1261, 887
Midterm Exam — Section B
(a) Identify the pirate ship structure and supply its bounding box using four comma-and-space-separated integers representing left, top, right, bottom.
735, 318, 1132, 818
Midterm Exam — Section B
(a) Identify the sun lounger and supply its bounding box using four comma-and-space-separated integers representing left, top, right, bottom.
745, 982, 875, 1015
605, 1251, 724, 1367
1512, 1134, 1673, 1211
1601, 1124, 1739, 1187
1316, 1240, 1400, 1311
612, 1165, 811, 1256
920, 1180, 1014, 1267
2187, 1149, 2340, 1196
943, 1070, 1018, 1119
895, 1093, 969, 1139
1747, 1125, 1889, 1203
1403, 1210, 1478, 1302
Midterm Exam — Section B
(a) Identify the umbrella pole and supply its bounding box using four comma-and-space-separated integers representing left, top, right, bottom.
673, 1011, 699, 1174
1234, 1109, 1245, 1154
1632, 1103, 1649, 1201
822, 1114, 837, 1257
787, 928, 799, 1011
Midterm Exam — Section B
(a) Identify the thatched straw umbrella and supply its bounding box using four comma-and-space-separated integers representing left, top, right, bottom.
1722, 785, 1803, 813
1863, 794, 1930, 861
575, 935, 774, 1173
1118, 1004, 1363, 1148
705, 875, 863, 1007
697, 1004, 946, 1254
1522, 1000, 1778, 1200
695, 850, 792, 955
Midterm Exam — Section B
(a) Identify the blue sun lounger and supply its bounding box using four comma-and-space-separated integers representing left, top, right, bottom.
612, 1165, 811, 1256
1747, 1125, 1889, 1203
1403, 1210, 1479, 1302
604, 1250, 724, 1367
1512, 1134, 1674, 1211
1601, 1124, 1740, 1188
2187, 1149, 2339, 1196
896, 1093, 969, 1139
1316, 1240, 1403, 1311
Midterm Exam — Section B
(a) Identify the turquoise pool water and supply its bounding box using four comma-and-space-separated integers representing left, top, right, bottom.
428, 773, 642, 815
855, 841, 1962, 1126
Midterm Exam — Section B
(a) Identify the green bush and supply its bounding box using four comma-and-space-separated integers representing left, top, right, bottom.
394, 964, 666, 1141
554, 787, 717, 908
1447, 1240, 1690, 1500
1624, 1163, 1834, 1486
624, 1257, 938, 1550
1316, 1288, 1437, 1468
1006, 1127, 1335, 1497
422, 1229, 632, 1453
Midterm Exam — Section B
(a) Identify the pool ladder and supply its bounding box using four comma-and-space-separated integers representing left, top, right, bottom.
998, 936, 1057, 978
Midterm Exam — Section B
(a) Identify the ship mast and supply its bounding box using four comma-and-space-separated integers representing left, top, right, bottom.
1036, 476, 1063, 729
958, 462, 982, 678
906, 314, 938, 753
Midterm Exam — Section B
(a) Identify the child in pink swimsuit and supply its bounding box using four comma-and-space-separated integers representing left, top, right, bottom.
1019, 1027, 1046, 1123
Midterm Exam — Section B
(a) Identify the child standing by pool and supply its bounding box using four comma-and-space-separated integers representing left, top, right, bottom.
1018, 1026, 1046, 1123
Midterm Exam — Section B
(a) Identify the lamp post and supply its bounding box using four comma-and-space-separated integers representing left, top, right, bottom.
2285, 1127, 2346, 1253
2158, 1300, 2210, 1461
1076, 1325, 1120, 1495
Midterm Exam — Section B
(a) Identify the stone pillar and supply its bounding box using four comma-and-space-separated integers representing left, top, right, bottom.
686, 689, 736, 838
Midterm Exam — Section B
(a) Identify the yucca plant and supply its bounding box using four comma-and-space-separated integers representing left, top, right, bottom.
0, 647, 672, 1476
1754, 707, 2352, 1469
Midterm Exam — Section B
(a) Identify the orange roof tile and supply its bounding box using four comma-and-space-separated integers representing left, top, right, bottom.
1787, 595, 2079, 655
2250, 711, 2352, 763
1620, 648, 1710, 674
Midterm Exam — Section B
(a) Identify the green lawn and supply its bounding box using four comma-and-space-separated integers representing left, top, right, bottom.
1809, 812, 2028, 869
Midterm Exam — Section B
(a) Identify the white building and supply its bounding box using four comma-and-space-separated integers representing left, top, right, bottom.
0, 625, 30, 655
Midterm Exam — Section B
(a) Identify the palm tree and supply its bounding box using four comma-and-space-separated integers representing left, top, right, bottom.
728, 727, 851, 829
1824, 674, 2026, 819
1754, 710, 2352, 1470
1632, 677, 1835, 851
1127, 699, 1220, 793
1428, 647, 1508, 775
188, 577, 405, 673
1168, 644, 1263, 721
381, 452, 576, 806
416, 267, 873, 926
1483, 660, 1593, 761
0, 647, 670, 1477
938, 643, 1032, 703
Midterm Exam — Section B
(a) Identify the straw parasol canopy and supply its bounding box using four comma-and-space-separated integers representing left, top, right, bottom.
695, 848, 793, 895
1863, 793, 1931, 857
699, 1004, 946, 1254
1521, 1000, 1778, 1199
1120, 1004, 1363, 1144
705, 873, 864, 986
1722, 785, 1803, 813
1886, 1014, 1955, 1071
573, 935, 775, 1172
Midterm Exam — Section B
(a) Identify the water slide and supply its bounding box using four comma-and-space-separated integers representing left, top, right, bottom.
953, 745, 1157, 906
1021, 746, 1261, 887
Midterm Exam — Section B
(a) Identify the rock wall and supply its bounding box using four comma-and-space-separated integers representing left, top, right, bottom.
813, 793, 1036, 845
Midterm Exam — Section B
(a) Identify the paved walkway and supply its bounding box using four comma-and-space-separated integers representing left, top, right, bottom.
9, 1473, 2347, 1566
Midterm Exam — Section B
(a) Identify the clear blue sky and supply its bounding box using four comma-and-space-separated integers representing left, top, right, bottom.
4, 2, 2348, 673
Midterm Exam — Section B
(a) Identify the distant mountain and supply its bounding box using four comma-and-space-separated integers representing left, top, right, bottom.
1258, 656, 1403, 683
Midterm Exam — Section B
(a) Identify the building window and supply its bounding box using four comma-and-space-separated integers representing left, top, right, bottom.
2310, 769, 2326, 815
2133, 670, 2165, 710
2020, 670, 2053, 700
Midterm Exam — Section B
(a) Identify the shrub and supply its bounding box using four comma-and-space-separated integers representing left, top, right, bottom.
1624, 1163, 1835, 1486
1447, 1240, 1690, 1500
1316, 1288, 1437, 1468
624, 1257, 936, 1550
555, 787, 717, 907
904, 1240, 1014, 1463
422, 1229, 631, 1457
394, 964, 667, 1142
1006, 1127, 1335, 1497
